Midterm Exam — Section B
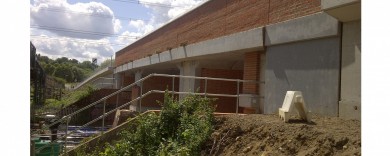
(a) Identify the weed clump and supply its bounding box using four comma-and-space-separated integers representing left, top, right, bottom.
98, 91, 215, 156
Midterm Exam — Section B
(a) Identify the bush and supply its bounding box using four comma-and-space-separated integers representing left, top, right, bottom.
96, 91, 215, 156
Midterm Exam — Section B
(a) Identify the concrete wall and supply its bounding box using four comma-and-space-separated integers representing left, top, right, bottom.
265, 37, 340, 116
339, 20, 361, 120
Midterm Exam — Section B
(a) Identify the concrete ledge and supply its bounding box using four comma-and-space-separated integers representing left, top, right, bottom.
133, 57, 150, 68
122, 63, 128, 71
186, 27, 264, 57
321, 0, 360, 10
114, 27, 263, 73
150, 54, 160, 64
127, 62, 133, 69
170, 46, 186, 60
265, 12, 339, 46
159, 50, 172, 63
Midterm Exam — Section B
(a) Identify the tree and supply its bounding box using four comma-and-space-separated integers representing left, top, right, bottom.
55, 57, 69, 64
95, 59, 114, 71
79, 61, 97, 71
71, 66, 85, 82
53, 64, 73, 82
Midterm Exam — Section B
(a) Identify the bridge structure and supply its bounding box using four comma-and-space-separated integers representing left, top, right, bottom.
77, 0, 361, 119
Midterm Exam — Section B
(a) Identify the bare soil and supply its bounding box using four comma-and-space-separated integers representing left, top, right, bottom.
202, 114, 361, 156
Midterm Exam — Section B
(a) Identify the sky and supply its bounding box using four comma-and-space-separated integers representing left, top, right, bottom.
30, 0, 207, 64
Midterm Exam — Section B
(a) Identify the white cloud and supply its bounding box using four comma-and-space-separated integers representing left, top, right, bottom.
141, 0, 206, 24
30, 0, 122, 40
116, 31, 142, 45
31, 35, 114, 64
29, 0, 206, 64
124, 0, 206, 41
129, 20, 155, 35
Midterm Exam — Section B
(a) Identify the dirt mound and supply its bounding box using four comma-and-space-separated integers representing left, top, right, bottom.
202, 114, 361, 156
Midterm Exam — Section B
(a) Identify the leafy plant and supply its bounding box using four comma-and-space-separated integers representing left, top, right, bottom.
87, 91, 215, 156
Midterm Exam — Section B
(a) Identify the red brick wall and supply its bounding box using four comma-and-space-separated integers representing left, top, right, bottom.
115, 0, 321, 66
138, 76, 180, 108
123, 75, 134, 87
199, 68, 243, 113
243, 51, 260, 94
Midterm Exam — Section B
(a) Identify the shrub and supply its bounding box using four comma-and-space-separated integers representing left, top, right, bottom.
96, 91, 215, 156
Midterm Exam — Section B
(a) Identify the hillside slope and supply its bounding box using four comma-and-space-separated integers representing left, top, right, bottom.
202, 114, 361, 156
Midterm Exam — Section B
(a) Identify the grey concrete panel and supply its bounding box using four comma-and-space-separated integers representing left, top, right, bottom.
339, 20, 360, 120
321, 0, 360, 10
129, 63, 133, 70
265, 37, 340, 116
171, 47, 187, 60
186, 27, 263, 57
150, 54, 160, 64
122, 63, 128, 71
265, 12, 339, 46
133, 57, 150, 68
159, 50, 172, 63
339, 100, 360, 120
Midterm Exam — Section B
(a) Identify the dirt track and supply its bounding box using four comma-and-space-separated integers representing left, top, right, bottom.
202, 114, 361, 156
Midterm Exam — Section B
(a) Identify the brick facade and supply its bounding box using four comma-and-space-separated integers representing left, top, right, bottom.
115, 0, 321, 66
133, 76, 180, 108
243, 51, 261, 94
199, 68, 243, 113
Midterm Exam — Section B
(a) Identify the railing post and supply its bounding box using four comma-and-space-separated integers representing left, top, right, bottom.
116, 92, 119, 108
64, 116, 70, 155
236, 81, 240, 114
139, 82, 143, 113
172, 77, 175, 94
204, 79, 208, 97
102, 100, 106, 134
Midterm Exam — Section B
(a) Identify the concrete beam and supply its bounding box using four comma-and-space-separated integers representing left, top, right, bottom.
186, 27, 264, 57
159, 50, 173, 63
265, 12, 339, 46
127, 62, 133, 69
150, 54, 160, 64
322, 0, 361, 22
133, 57, 150, 68
114, 27, 263, 73
321, 0, 360, 10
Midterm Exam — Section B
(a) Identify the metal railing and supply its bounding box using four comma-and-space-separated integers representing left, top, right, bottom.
31, 73, 258, 155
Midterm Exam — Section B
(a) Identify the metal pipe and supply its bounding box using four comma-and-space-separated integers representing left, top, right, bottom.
236, 81, 240, 114
204, 79, 208, 97
102, 100, 106, 134
139, 82, 143, 113
64, 116, 70, 155
172, 77, 175, 93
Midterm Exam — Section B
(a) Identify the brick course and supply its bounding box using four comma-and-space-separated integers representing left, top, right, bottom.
115, 0, 321, 66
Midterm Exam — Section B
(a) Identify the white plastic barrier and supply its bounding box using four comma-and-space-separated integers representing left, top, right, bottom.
279, 91, 311, 122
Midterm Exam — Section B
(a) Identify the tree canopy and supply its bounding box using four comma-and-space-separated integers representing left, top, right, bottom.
37, 55, 106, 83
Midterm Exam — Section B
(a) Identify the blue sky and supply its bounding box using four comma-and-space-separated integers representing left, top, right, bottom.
30, 0, 206, 64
